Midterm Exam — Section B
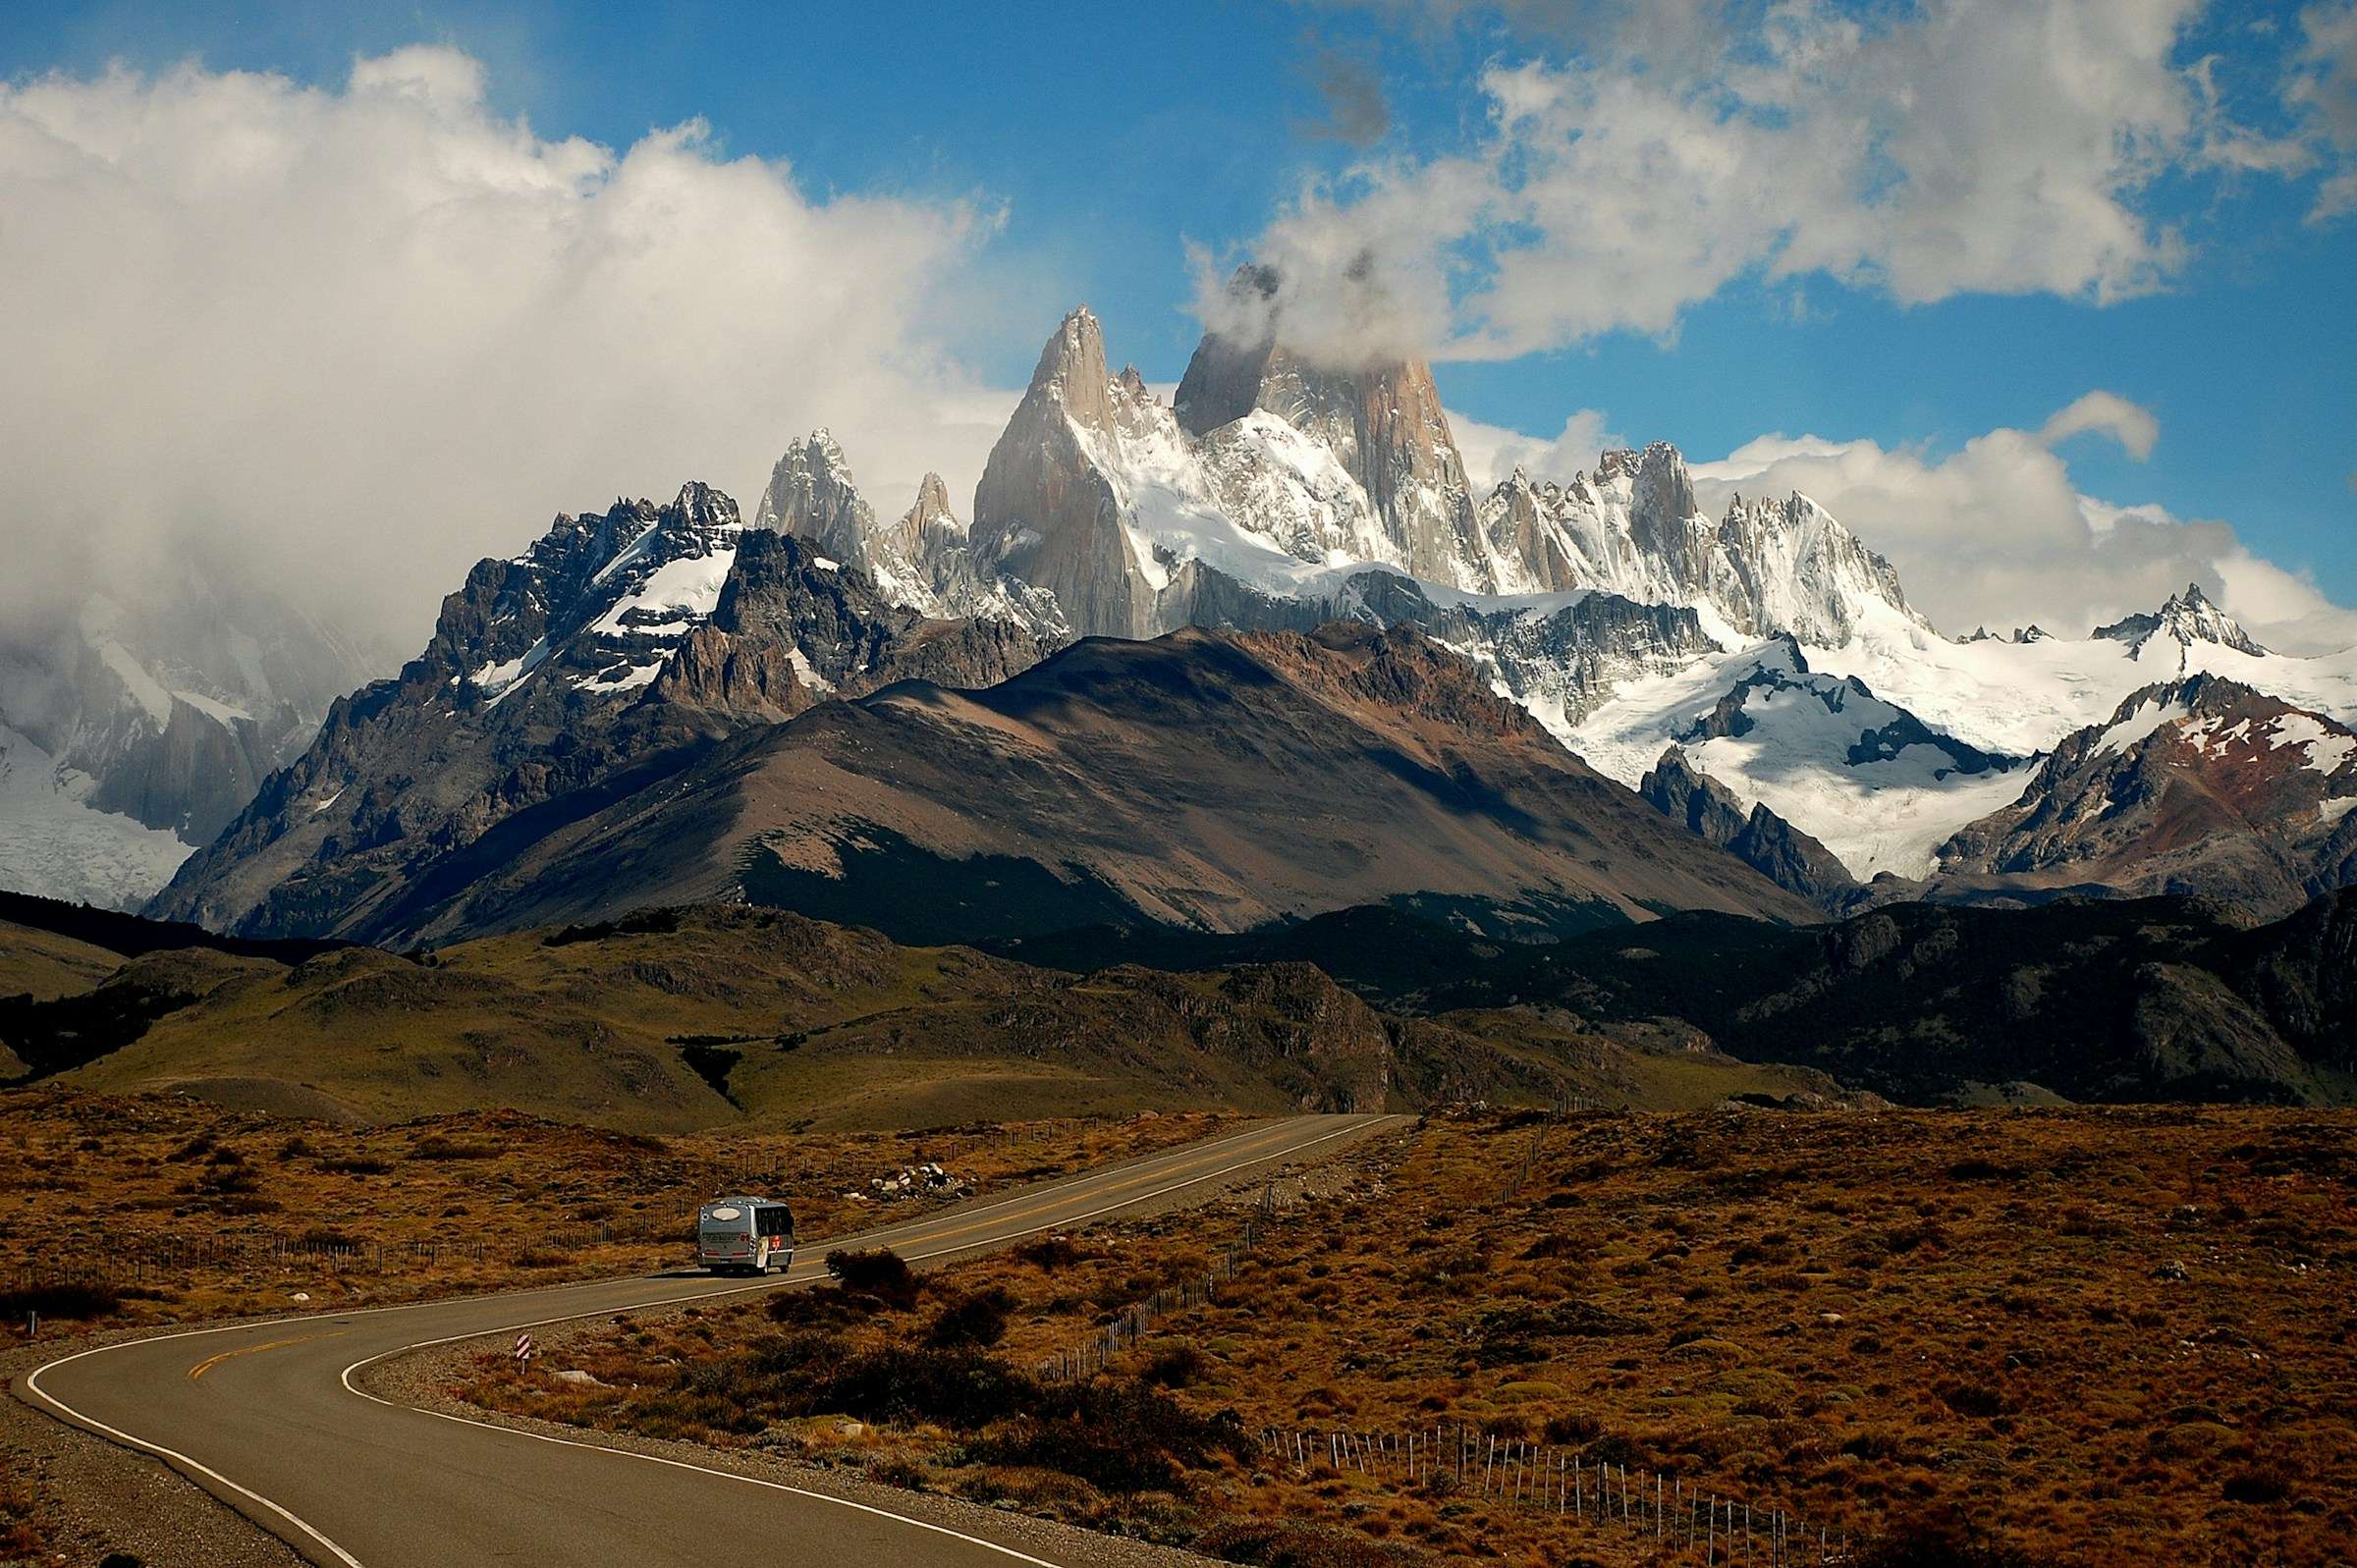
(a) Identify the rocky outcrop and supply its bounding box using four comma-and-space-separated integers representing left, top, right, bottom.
1640, 746, 1858, 907
1935, 675, 2357, 915
970, 307, 1159, 639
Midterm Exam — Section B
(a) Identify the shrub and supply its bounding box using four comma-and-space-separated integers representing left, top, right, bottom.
1138, 1340, 1208, 1388
826, 1248, 919, 1310
1543, 1411, 1603, 1444
1937, 1379, 2010, 1419
925, 1286, 1015, 1349
975, 1379, 1250, 1494
866, 1455, 929, 1491
821, 1344, 1034, 1430
2222, 1463, 2291, 1504
1850, 1511, 2038, 1568
1013, 1234, 1088, 1271
410, 1136, 495, 1161
766, 1287, 865, 1328
0, 1281, 122, 1322
1194, 1519, 1432, 1567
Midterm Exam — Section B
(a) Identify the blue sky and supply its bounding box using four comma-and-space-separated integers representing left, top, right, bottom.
2, 0, 2352, 644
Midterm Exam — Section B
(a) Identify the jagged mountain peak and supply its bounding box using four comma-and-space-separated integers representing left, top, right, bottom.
667, 480, 740, 533
904, 471, 959, 533
1029, 305, 1115, 425
756, 432, 873, 568
2095, 581, 2268, 657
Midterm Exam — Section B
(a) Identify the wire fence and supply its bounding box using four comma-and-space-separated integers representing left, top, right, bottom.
1254, 1423, 1850, 1565
1035, 1188, 1273, 1382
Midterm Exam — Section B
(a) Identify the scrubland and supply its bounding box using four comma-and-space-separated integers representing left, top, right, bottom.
456, 1107, 2357, 1568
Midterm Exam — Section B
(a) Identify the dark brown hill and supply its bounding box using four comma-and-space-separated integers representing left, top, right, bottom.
407, 622, 1820, 946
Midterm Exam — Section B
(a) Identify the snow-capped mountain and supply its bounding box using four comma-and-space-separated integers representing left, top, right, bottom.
955, 305, 1920, 664
1936, 675, 2357, 914
147, 485, 1043, 940
776, 299, 2357, 915
116, 295, 2357, 936
1568, 639, 2032, 885
0, 587, 373, 909
2095, 583, 2269, 659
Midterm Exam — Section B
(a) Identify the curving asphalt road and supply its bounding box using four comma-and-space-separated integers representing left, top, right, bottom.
21, 1112, 1406, 1567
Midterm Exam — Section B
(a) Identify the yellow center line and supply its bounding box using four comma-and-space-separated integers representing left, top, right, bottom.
189, 1330, 347, 1381
792, 1116, 1364, 1267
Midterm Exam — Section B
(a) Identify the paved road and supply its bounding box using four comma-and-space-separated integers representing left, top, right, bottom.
22, 1113, 1405, 1567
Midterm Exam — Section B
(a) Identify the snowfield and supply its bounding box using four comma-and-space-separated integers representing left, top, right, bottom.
0, 720, 192, 909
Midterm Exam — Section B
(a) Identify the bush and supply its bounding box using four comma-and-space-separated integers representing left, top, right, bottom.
766, 1287, 865, 1328
925, 1286, 1015, 1349
409, 1136, 494, 1161
0, 1281, 123, 1322
1194, 1519, 1430, 1567
820, 1344, 1034, 1430
1138, 1340, 1208, 1388
975, 1379, 1251, 1495
2222, 1463, 2291, 1504
1014, 1234, 1087, 1271
826, 1248, 919, 1310
1850, 1511, 2038, 1568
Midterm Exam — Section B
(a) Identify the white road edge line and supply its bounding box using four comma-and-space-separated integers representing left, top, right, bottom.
27, 1115, 1397, 1568
24, 1340, 362, 1567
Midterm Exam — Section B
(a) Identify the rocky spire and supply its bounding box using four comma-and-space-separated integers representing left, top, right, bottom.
1027, 306, 1116, 432
2094, 582, 2267, 657
756, 430, 874, 567
1173, 265, 1484, 589
970, 309, 1154, 638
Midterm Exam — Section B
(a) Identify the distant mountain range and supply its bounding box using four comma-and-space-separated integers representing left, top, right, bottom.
11, 288, 2356, 942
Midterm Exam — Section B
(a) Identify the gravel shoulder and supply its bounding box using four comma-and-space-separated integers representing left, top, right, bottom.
2, 1330, 305, 1568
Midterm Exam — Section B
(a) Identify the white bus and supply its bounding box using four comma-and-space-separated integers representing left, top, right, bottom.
696, 1196, 795, 1275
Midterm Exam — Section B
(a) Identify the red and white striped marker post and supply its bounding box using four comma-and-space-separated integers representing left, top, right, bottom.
514, 1332, 535, 1365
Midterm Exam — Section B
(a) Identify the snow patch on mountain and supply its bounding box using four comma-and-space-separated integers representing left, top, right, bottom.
1568, 639, 2031, 880
2268, 713, 2357, 774
0, 719, 193, 909
2093, 688, 2196, 760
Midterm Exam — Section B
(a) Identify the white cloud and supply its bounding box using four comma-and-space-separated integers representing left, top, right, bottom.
1451, 407, 1622, 492
2039, 391, 2162, 461
1685, 397, 2357, 655
0, 49, 1024, 655
1227, 0, 2323, 363
2288, 1, 2357, 219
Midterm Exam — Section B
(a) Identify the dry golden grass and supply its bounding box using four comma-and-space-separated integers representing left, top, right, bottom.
458, 1107, 2357, 1568
0, 1088, 1237, 1327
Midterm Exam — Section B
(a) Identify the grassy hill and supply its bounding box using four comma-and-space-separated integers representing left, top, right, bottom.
0, 919, 121, 1002
4, 904, 1843, 1132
